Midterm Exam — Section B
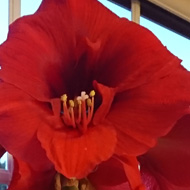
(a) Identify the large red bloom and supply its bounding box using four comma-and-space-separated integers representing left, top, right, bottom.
8, 158, 56, 190
0, 0, 190, 189
8, 156, 130, 190
4, 152, 130, 190
139, 114, 190, 190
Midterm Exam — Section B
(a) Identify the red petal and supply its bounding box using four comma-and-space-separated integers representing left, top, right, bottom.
93, 81, 116, 125
140, 163, 160, 190
141, 163, 189, 190
139, 114, 190, 188
67, 0, 182, 89
1, 0, 182, 101
90, 183, 131, 190
0, 145, 6, 158
88, 157, 127, 186
0, 1, 75, 101
0, 82, 52, 170
88, 157, 131, 190
106, 66, 190, 156
67, 2, 190, 160
9, 158, 56, 190
117, 155, 145, 190
38, 124, 116, 179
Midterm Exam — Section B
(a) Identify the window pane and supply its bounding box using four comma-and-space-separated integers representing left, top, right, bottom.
0, 153, 13, 187
0, 153, 8, 170
0, 184, 8, 190
98, 0, 131, 20
0, 0, 9, 44
140, 17, 190, 70
21, 0, 131, 19
21, 0, 42, 16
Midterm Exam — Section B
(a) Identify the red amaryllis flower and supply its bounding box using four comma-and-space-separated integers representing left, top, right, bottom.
8, 158, 56, 190
139, 114, 190, 190
8, 156, 130, 190
0, 0, 190, 189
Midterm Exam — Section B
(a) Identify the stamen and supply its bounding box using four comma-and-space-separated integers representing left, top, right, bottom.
89, 90, 95, 97
60, 90, 95, 133
81, 183, 87, 190
54, 174, 95, 190
88, 90, 95, 123
69, 100, 76, 128
87, 99, 92, 107
81, 98, 87, 133
87, 99, 92, 122
81, 91, 89, 101
77, 99, 82, 124
61, 94, 67, 102
61, 94, 71, 126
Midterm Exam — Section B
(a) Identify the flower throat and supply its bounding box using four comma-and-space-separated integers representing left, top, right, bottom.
60, 90, 95, 133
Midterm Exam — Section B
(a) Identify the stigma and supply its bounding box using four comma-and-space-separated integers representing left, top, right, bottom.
60, 90, 95, 133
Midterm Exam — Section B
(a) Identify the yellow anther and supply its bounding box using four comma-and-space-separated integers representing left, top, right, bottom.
87, 98, 92, 107
61, 94, 67, 102
77, 100, 82, 105
69, 100, 74, 108
89, 90, 95, 97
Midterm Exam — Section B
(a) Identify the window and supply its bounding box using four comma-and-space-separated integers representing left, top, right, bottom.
141, 16, 190, 70
0, 153, 13, 189
0, 0, 8, 44
99, 0, 131, 19
21, 0, 42, 16
107, 0, 190, 70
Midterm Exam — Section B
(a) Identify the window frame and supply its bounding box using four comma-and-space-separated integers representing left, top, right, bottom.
109, 0, 190, 39
0, 154, 13, 185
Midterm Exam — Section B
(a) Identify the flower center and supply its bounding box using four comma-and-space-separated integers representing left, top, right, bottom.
60, 90, 95, 133
55, 173, 95, 190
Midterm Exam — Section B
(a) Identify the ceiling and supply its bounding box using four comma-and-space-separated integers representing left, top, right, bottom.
147, 0, 190, 22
